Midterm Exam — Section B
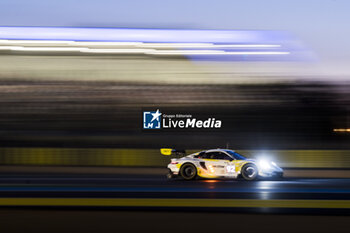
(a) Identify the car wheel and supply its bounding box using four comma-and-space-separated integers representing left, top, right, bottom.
180, 163, 197, 180
241, 164, 258, 181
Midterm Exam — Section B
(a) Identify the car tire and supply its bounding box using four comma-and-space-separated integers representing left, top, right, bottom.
180, 163, 197, 180
241, 163, 258, 181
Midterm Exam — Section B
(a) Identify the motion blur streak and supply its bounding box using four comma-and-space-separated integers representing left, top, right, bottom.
0, 45, 290, 55
0, 40, 282, 48
0, 148, 349, 168
0, 198, 349, 209
0, 27, 307, 60
0, 26, 348, 218
0, 27, 296, 43
333, 129, 350, 132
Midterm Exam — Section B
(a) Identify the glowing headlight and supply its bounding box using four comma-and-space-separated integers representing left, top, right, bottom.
258, 160, 271, 170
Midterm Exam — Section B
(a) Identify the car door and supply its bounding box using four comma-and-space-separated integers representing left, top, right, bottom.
219, 153, 237, 178
202, 152, 228, 177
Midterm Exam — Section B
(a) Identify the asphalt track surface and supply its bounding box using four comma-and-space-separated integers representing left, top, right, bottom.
0, 173, 349, 232
0, 173, 349, 212
1, 209, 349, 233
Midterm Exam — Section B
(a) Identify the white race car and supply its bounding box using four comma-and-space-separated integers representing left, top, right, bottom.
162, 148, 283, 181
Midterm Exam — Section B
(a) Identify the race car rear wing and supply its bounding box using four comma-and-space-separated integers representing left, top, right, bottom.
160, 148, 186, 157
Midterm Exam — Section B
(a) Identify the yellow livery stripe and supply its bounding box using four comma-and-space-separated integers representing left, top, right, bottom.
0, 198, 349, 209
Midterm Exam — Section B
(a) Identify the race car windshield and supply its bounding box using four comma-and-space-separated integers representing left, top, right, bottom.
225, 150, 247, 160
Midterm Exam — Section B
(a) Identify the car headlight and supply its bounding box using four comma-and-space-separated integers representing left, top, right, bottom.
258, 160, 279, 171
258, 160, 272, 170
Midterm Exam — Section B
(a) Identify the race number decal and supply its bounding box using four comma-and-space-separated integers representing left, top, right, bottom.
226, 165, 235, 173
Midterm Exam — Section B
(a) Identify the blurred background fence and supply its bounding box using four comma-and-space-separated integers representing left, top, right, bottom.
0, 148, 349, 168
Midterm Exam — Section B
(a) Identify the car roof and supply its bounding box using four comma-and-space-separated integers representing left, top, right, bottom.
202, 149, 235, 153
189, 149, 235, 157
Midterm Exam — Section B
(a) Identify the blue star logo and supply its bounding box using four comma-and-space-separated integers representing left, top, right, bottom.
143, 109, 161, 129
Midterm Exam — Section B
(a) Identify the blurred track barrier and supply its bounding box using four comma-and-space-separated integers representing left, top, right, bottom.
0, 198, 349, 209
0, 148, 349, 168
0, 148, 169, 167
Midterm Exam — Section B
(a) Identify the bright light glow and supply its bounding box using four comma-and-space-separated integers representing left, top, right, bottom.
208, 165, 215, 173
333, 128, 350, 132
147, 50, 289, 56
80, 48, 153, 54
69, 41, 143, 46
0, 46, 22, 50
204, 180, 218, 183
0, 27, 295, 44
0, 39, 74, 44
258, 160, 271, 171
138, 43, 214, 48
0, 46, 85, 51
0, 27, 302, 60
271, 161, 277, 166
214, 44, 281, 48
0, 44, 290, 56
12, 47, 84, 52
146, 50, 226, 55
0, 46, 152, 53
0, 40, 282, 50
139, 43, 281, 49
224, 51, 289, 55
